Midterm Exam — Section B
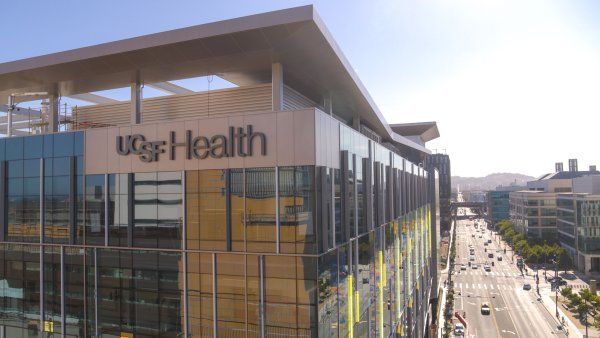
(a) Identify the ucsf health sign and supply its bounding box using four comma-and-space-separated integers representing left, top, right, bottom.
116, 125, 266, 163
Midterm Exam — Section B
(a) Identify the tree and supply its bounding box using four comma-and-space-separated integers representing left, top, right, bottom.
569, 293, 582, 308
577, 302, 593, 318
561, 287, 573, 298
580, 289, 594, 302
559, 249, 573, 272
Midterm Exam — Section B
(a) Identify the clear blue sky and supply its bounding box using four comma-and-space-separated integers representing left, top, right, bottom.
2, 0, 599, 177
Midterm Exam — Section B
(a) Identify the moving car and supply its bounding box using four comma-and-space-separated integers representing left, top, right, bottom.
454, 323, 465, 336
523, 283, 532, 290
481, 303, 490, 315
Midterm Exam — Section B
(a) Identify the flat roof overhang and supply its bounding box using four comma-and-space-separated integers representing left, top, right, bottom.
0, 5, 429, 154
390, 121, 440, 143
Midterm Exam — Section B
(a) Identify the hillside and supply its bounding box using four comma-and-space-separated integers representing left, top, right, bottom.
451, 173, 535, 191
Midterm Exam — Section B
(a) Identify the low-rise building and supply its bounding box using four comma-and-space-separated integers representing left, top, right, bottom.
486, 185, 525, 226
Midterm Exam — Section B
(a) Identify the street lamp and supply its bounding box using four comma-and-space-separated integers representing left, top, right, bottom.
553, 254, 558, 318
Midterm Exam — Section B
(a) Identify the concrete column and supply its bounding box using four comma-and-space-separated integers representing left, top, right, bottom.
6, 96, 14, 137
131, 81, 142, 124
586, 256, 592, 276
323, 93, 333, 115
271, 63, 283, 111
48, 95, 59, 133
352, 116, 361, 130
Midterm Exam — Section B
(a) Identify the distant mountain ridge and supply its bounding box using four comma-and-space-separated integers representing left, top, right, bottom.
451, 173, 535, 191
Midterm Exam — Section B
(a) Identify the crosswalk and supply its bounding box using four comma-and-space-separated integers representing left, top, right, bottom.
456, 270, 524, 277
455, 282, 516, 290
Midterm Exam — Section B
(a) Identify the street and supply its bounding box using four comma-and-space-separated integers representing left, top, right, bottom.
451, 212, 568, 338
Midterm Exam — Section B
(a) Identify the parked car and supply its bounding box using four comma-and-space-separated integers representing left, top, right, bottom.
484, 265, 491, 272
523, 283, 532, 290
461, 264, 467, 270
497, 256, 503, 261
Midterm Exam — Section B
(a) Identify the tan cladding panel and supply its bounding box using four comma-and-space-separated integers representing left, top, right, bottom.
85, 109, 317, 174
75, 84, 273, 126
314, 110, 340, 169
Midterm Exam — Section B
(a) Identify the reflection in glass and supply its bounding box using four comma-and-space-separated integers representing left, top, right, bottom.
85, 174, 105, 245
216, 254, 246, 335
108, 173, 128, 246
245, 168, 276, 253
188, 252, 214, 337
264, 256, 317, 336
133, 172, 182, 249
279, 166, 316, 254
186, 170, 227, 251
318, 249, 339, 337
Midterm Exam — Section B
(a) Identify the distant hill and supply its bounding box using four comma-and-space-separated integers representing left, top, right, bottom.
451, 173, 535, 191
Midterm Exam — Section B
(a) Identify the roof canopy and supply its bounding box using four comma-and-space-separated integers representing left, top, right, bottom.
0, 5, 430, 154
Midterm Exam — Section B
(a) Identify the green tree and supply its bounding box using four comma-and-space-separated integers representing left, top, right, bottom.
559, 249, 573, 272
561, 287, 573, 298
577, 302, 593, 318
569, 293, 582, 308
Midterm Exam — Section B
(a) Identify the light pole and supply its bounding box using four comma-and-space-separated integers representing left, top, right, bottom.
553, 254, 558, 318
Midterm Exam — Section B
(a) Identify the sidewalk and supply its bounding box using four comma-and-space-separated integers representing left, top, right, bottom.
539, 290, 583, 338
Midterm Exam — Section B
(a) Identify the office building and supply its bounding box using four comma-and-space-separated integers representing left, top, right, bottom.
0, 6, 439, 337
510, 159, 600, 241
557, 175, 600, 275
426, 154, 451, 231
486, 185, 525, 226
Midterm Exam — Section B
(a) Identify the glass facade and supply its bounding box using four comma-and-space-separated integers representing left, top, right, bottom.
0, 126, 435, 337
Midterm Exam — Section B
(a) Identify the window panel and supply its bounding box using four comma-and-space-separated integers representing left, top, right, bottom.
245, 168, 276, 253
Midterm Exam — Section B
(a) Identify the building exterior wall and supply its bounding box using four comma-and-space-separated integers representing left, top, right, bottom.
0, 110, 435, 337
509, 191, 557, 241
557, 194, 600, 275
427, 154, 451, 232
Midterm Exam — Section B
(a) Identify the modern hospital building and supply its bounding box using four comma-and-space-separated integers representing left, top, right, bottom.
0, 6, 440, 338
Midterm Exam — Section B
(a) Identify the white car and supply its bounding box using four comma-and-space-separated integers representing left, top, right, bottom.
454, 323, 465, 336
460, 264, 467, 270
484, 265, 491, 272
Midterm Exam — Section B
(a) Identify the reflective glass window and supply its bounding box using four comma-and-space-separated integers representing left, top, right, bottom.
53, 132, 74, 157
230, 169, 245, 251
108, 174, 128, 246
188, 252, 214, 336
279, 166, 316, 254
186, 170, 227, 251
245, 168, 276, 253
216, 253, 246, 335
24, 135, 43, 159
85, 174, 105, 246
5, 137, 23, 160
264, 255, 317, 336
318, 249, 339, 337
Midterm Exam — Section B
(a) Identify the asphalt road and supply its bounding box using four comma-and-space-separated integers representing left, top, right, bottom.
451, 215, 568, 338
